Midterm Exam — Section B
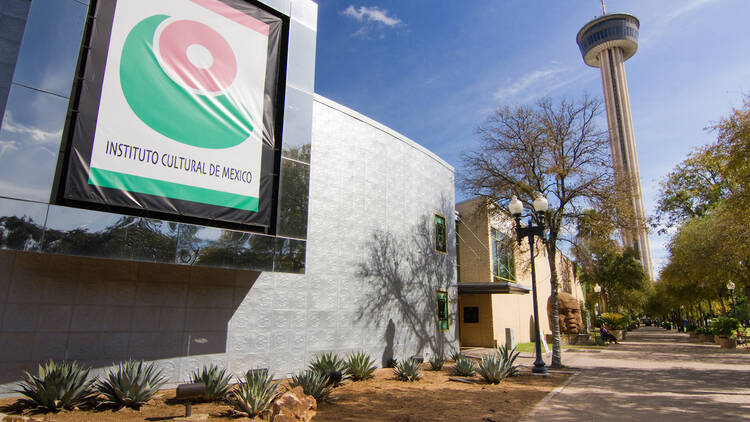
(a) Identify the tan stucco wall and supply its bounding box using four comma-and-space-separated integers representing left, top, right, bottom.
456, 199, 491, 284
456, 198, 584, 347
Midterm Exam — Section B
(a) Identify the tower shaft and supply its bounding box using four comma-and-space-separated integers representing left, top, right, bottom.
576, 13, 654, 280
598, 47, 654, 280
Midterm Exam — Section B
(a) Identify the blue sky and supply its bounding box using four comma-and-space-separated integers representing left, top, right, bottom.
313, 0, 750, 274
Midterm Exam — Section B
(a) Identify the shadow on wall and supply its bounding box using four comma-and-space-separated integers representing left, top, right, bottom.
355, 199, 457, 362
0, 249, 258, 388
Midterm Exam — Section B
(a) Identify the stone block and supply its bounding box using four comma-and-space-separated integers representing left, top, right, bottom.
135, 282, 188, 307
187, 284, 233, 308
185, 307, 232, 332
1, 303, 38, 331
70, 305, 132, 332
36, 304, 72, 332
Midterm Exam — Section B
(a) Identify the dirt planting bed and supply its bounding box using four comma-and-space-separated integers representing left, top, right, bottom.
0, 364, 570, 421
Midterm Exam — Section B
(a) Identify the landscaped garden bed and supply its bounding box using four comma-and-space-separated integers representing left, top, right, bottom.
0, 365, 570, 421
0, 348, 571, 421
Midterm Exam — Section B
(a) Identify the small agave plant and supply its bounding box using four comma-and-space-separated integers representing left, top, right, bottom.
231, 369, 279, 418
16, 360, 97, 412
453, 356, 476, 377
429, 354, 446, 371
96, 360, 167, 409
344, 352, 377, 381
309, 352, 348, 387
289, 369, 333, 403
393, 359, 422, 382
190, 364, 233, 401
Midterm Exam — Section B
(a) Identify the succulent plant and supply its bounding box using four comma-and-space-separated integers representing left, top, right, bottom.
309, 352, 348, 387
231, 368, 279, 418
393, 359, 422, 382
289, 369, 333, 403
344, 352, 377, 381
477, 353, 505, 384
449, 350, 463, 362
429, 354, 445, 371
16, 360, 97, 412
453, 356, 476, 377
496, 344, 521, 378
190, 364, 233, 401
96, 360, 166, 409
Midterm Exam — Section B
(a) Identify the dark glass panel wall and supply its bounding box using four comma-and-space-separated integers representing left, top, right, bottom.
0, 0, 312, 274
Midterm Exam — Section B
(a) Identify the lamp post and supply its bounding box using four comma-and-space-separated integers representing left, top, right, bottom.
594, 284, 602, 317
727, 281, 736, 318
509, 193, 548, 374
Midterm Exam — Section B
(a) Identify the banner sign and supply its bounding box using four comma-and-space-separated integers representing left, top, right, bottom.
60, 0, 285, 228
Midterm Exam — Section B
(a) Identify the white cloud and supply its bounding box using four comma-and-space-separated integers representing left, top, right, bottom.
641, 0, 719, 44
1, 112, 62, 145
493, 66, 569, 102
342, 5, 402, 27
0, 140, 18, 158
341, 5, 402, 37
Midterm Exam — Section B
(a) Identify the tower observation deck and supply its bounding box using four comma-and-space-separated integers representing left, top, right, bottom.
576, 13, 654, 280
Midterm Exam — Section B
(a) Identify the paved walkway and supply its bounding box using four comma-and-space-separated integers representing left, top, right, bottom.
523, 326, 750, 421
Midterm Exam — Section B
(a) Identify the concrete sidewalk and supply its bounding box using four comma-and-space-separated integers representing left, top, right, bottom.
523, 326, 750, 421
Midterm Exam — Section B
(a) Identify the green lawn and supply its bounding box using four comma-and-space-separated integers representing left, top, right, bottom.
514, 342, 607, 353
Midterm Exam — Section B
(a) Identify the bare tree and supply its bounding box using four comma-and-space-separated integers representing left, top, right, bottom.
462, 95, 629, 368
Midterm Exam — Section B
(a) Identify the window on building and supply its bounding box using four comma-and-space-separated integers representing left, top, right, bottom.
434, 214, 447, 253
463, 306, 479, 323
491, 228, 515, 282
436, 290, 449, 330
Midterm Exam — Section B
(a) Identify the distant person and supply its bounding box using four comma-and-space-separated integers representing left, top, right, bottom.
600, 324, 619, 344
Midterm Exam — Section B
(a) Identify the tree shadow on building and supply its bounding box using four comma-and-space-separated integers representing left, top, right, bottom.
356, 200, 457, 360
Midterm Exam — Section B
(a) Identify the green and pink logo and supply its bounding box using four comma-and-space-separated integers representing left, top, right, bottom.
120, 14, 254, 149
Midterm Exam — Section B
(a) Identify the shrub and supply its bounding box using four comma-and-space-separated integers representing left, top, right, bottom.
393, 359, 422, 382
190, 364, 233, 401
695, 326, 711, 335
449, 350, 462, 362
476, 345, 520, 384
710, 317, 741, 337
231, 369, 279, 418
453, 356, 476, 377
16, 361, 96, 412
600, 312, 628, 330
429, 354, 445, 371
96, 360, 166, 409
309, 352, 347, 387
345, 352, 377, 381
289, 370, 333, 403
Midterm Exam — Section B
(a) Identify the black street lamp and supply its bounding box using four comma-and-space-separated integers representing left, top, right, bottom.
727, 281, 736, 318
509, 193, 548, 375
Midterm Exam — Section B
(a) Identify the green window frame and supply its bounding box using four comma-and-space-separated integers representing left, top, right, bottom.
436, 290, 449, 331
434, 213, 447, 253
491, 228, 515, 282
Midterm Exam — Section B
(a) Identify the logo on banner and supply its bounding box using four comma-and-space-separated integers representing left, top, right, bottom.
120, 14, 254, 149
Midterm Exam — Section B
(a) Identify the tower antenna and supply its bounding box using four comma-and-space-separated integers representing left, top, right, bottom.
601, 0, 606, 15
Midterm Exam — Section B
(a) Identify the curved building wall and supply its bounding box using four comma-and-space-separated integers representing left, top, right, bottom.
0, 95, 457, 395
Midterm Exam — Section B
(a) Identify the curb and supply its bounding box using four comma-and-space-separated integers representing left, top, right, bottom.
519, 371, 580, 422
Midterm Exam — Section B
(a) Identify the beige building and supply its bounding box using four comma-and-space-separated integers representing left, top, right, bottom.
456, 198, 584, 348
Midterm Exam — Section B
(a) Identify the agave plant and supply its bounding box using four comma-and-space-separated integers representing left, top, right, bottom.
496, 344, 521, 378
289, 369, 333, 403
16, 360, 97, 412
393, 359, 422, 382
429, 354, 445, 371
309, 352, 347, 387
190, 364, 233, 401
231, 369, 279, 418
96, 360, 167, 409
453, 356, 476, 377
344, 352, 377, 381
449, 350, 462, 362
